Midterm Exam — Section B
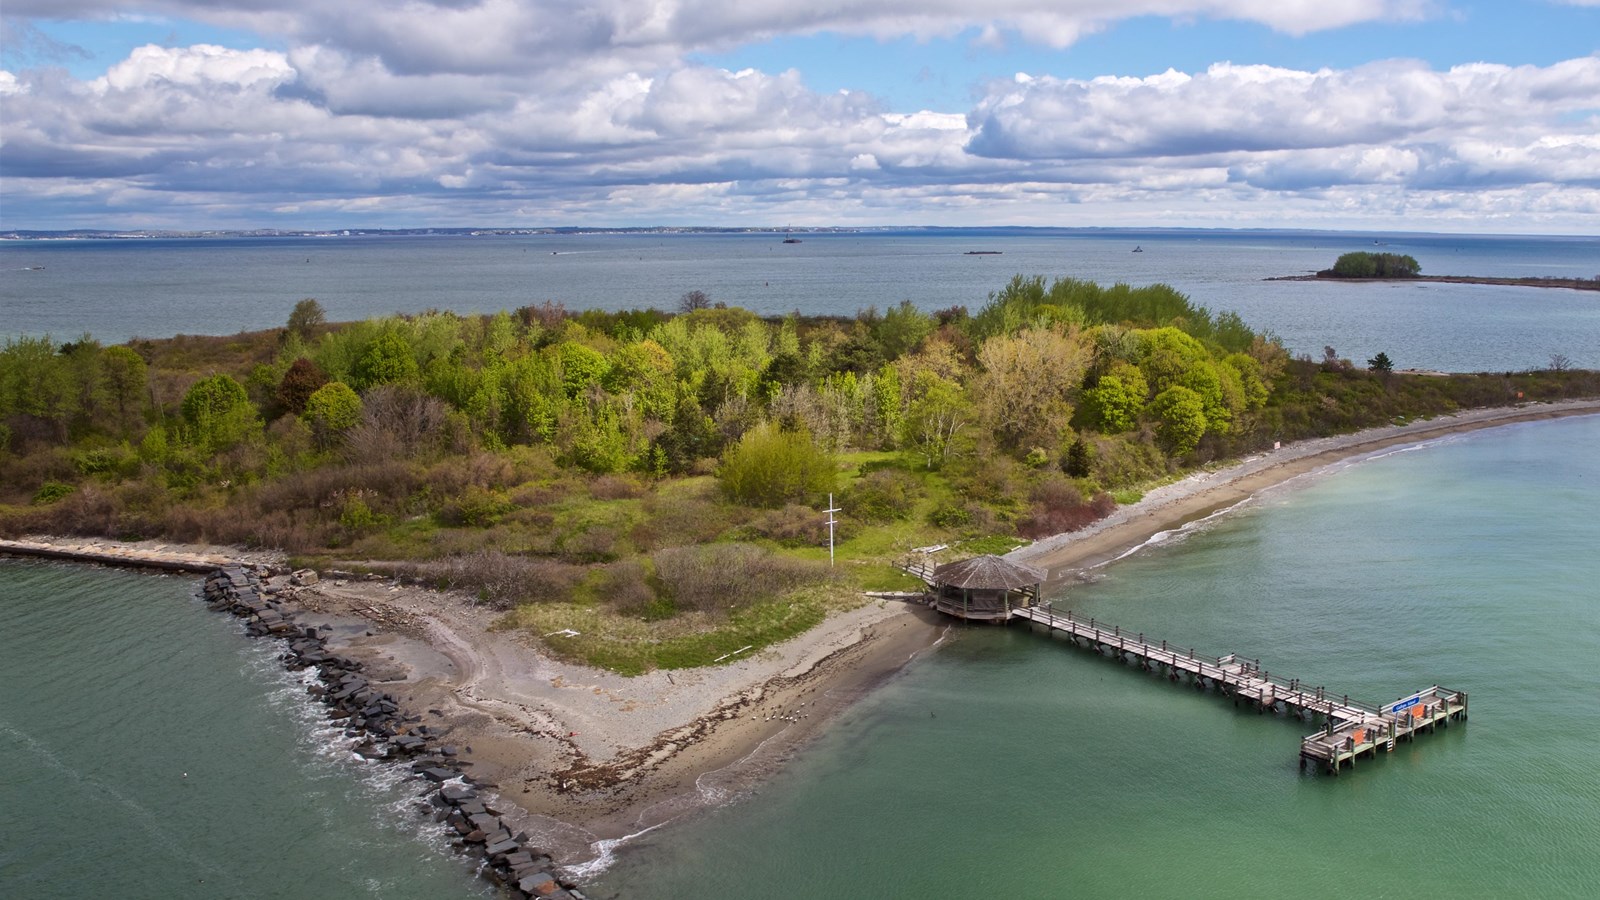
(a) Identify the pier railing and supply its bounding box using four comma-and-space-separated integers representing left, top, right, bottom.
1012, 603, 1467, 774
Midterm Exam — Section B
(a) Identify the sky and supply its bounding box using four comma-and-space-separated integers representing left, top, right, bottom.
1, 1, 1597, 233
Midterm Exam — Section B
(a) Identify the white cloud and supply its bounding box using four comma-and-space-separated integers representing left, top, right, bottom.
1, 2, 1596, 231
1, 1, 1437, 75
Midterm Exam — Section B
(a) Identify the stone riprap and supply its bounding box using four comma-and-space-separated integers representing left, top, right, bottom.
201, 566, 588, 900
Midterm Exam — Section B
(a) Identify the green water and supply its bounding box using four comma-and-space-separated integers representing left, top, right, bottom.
592, 415, 1600, 898
0, 564, 487, 899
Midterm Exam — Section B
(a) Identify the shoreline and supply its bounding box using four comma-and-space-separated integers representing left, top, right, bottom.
1265, 273, 1599, 291
6, 397, 1600, 880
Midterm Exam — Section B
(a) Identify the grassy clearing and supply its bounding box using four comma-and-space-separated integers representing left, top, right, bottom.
503, 583, 859, 675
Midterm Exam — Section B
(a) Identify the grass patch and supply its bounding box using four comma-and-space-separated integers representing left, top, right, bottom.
506, 583, 854, 675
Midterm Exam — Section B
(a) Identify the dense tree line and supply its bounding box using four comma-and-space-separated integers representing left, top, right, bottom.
3, 278, 1594, 568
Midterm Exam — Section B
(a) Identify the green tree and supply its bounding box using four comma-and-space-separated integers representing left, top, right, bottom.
1367, 351, 1394, 374
900, 372, 970, 468
558, 341, 611, 399
180, 374, 257, 451
1063, 437, 1093, 477
1081, 364, 1147, 434
303, 382, 363, 449
973, 325, 1092, 450
875, 300, 935, 359
717, 423, 837, 507
351, 331, 419, 391
286, 298, 327, 342
98, 345, 148, 433
1150, 385, 1207, 455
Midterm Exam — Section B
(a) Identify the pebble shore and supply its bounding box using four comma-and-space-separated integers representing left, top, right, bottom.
201, 563, 589, 900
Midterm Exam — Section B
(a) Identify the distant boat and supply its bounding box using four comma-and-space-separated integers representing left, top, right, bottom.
1132, 246, 1143, 253
963, 250, 1002, 255
782, 236, 802, 244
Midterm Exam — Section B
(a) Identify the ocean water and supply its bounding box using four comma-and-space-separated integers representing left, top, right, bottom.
0, 562, 489, 899
591, 413, 1600, 898
3, 232, 1599, 898
3, 230, 1597, 371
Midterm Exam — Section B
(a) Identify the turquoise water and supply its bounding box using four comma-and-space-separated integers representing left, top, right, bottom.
4, 230, 1597, 370
0, 563, 488, 899
592, 414, 1600, 898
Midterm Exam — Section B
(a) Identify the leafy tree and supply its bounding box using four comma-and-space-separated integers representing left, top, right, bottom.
973, 325, 1092, 450
0, 335, 79, 442
1081, 364, 1147, 433
875, 300, 935, 359
351, 330, 419, 390
900, 372, 970, 468
303, 381, 362, 449
180, 374, 257, 451
717, 423, 837, 507
1367, 352, 1395, 374
1150, 385, 1207, 455
558, 341, 611, 399
98, 345, 148, 433
1063, 437, 1093, 478
286, 298, 327, 342
276, 357, 329, 416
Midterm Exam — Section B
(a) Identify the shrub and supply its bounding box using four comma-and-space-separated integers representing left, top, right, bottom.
631, 492, 733, 551
402, 550, 586, 609
436, 485, 514, 527
599, 559, 668, 618
717, 424, 836, 508
303, 381, 362, 449
746, 503, 840, 547
590, 474, 647, 500
1016, 476, 1116, 539
844, 469, 922, 523
652, 542, 827, 615
32, 481, 76, 505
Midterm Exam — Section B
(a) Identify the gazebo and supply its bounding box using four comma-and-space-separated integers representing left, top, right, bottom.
929, 555, 1046, 622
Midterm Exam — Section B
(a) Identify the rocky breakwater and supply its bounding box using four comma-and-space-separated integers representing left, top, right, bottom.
201, 565, 588, 900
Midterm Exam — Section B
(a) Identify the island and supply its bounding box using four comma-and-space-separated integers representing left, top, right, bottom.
1269, 251, 1600, 291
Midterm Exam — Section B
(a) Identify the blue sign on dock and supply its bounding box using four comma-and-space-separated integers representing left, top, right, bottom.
1390, 696, 1421, 713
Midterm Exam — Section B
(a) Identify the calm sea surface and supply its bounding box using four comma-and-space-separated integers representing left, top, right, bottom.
2, 233, 1599, 898
593, 414, 1600, 898
0, 563, 491, 899
2, 230, 1597, 371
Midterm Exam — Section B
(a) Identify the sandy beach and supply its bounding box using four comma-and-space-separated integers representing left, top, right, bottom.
9, 397, 1600, 873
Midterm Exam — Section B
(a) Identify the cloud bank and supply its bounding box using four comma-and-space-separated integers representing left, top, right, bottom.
1, 1, 1596, 230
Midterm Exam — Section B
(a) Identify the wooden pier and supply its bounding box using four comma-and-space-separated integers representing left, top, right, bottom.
1010, 605, 1468, 774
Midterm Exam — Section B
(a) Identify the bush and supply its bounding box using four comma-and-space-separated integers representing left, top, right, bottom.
745, 503, 854, 547
717, 424, 837, 508
590, 474, 646, 500
1016, 477, 1116, 539
32, 481, 76, 505
436, 485, 514, 527
403, 550, 586, 609
303, 381, 362, 449
599, 559, 669, 619
844, 468, 923, 523
652, 543, 828, 615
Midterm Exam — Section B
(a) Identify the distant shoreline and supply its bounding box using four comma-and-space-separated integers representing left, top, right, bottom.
1267, 273, 1600, 291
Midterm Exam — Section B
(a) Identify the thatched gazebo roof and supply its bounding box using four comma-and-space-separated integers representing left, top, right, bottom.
931, 555, 1045, 590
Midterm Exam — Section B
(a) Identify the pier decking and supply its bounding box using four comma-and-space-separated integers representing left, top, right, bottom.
1009, 605, 1468, 774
